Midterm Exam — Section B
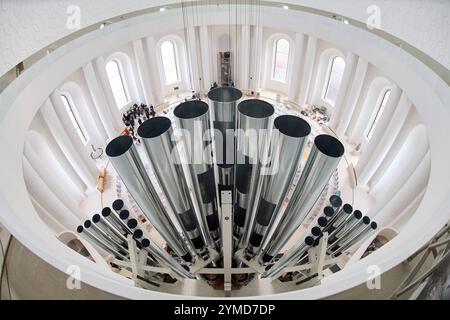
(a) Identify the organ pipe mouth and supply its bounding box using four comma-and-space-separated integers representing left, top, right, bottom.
371, 222, 378, 229
238, 99, 274, 118
77, 225, 83, 233
101, 207, 111, 217
112, 199, 124, 211
92, 214, 100, 223
353, 210, 363, 219
305, 236, 315, 246
362, 216, 371, 224
343, 203, 353, 213
323, 206, 334, 217
311, 226, 321, 237
274, 115, 311, 137
119, 210, 130, 220
138, 117, 171, 138
329, 195, 342, 207
174, 100, 209, 119
106, 135, 133, 157
208, 87, 242, 102
127, 219, 138, 229
84, 220, 91, 228
314, 134, 345, 158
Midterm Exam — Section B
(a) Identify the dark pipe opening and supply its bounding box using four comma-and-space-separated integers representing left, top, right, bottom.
208, 87, 242, 102
371, 222, 378, 229
141, 238, 150, 247
329, 195, 342, 207
311, 226, 321, 237
305, 236, 315, 246
323, 206, 334, 217
314, 134, 345, 158
112, 199, 124, 211
138, 117, 171, 138
127, 219, 138, 229
353, 210, 362, 219
119, 210, 129, 220
92, 214, 100, 223
318, 216, 328, 227
84, 220, 91, 228
238, 99, 274, 118
133, 229, 143, 239
106, 135, 133, 157
77, 226, 83, 233
363, 216, 371, 224
174, 100, 209, 119
343, 203, 353, 213
274, 115, 311, 138
101, 207, 111, 217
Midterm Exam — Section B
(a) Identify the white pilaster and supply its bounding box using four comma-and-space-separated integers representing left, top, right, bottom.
297, 36, 317, 107
186, 26, 201, 92
328, 52, 357, 131
250, 25, 263, 93
199, 26, 212, 90
144, 36, 164, 105
83, 62, 117, 139
133, 38, 156, 107
356, 92, 412, 187
288, 33, 306, 102
240, 24, 251, 91
336, 56, 368, 137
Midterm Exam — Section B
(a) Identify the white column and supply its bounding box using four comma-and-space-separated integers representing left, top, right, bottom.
371, 151, 430, 227
250, 25, 264, 93
93, 56, 123, 129
370, 125, 428, 204
328, 52, 357, 130
23, 157, 82, 230
297, 36, 317, 107
240, 24, 251, 91
199, 26, 212, 90
144, 36, 164, 105
24, 141, 85, 218
82, 62, 117, 139
133, 38, 156, 107
40, 99, 96, 189
288, 33, 306, 102
356, 92, 412, 187
186, 26, 201, 92
335, 57, 368, 138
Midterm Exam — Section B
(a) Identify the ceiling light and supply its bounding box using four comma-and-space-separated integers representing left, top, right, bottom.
343, 19, 349, 25
282, 5, 289, 10
160, 7, 166, 12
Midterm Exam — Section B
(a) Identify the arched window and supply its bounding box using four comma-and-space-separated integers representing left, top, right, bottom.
160, 40, 179, 85
272, 38, 290, 82
366, 89, 391, 141
60, 95, 88, 145
323, 56, 346, 106
106, 60, 129, 109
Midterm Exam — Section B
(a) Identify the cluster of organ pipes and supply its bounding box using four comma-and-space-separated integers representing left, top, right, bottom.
75, 87, 379, 287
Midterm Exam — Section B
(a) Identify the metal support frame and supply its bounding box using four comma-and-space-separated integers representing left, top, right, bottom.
220, 190, 233, 295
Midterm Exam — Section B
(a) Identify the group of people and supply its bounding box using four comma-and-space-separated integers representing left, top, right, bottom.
122, 103, 156, 144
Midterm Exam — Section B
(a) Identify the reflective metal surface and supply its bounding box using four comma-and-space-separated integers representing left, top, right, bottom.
102, 206, 132, 236
77, 225, 128, 260
106, 135, 192, 262
260, 134, 345, 262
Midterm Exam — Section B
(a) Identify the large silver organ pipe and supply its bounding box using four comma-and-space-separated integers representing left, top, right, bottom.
138, 117, 208, 259
173, 101, 219, 246
105, 135, 193, 262
234, 99, 274, 247
207, 87, 243, 194
260, 134, 345, 263
246, 115, 311, 255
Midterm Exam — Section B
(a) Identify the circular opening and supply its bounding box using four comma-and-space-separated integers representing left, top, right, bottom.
83, 220, 91, 228
119, 210, 129, 220
305, 236, 315, 246
363, 216, 371, 224
314, 135, 345, 158
133, 229, 143, 239
343, 203, 353, 213
127, 219, 138, 229
323, 206, 334, 217
77, 226, 83, 233
101, 207, 111, 217
274, 115, 311, 138
311, 226, 321, 237
112, 199, 124, 211
371, 222, 378, 229
329, 195, 343, 207
138, 117, 171, 138
318, 216, 328, 227
208, 87, 242, 102
174, 100, 209, 119
141, 239, 150, 247
238, 99, 274, 119
353, 210, 362, 219
106, 135, 133, 157
92, 214, 100, 223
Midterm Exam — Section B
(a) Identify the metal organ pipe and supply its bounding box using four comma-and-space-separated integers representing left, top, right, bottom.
138, 117, 209, 259
105, 135, 193, 262
173, 101, 220, 246
92, 213, 128, 247
331, 221, 378, 257
246, 115, 311, 256
329, 210, 363, 243
207, 87, 243, 194
322, 203, 353, 234
101, 206, 133, 236
77, 225, 128, 260
260, 134, 345, 263
235, 99, 275, 248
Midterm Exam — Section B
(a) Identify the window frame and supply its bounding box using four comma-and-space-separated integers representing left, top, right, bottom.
160, 40, 180, 85
271, 38, 290, 83
322, 56, 346, 106
60, 94, 88, 145
105, 59, 130, 109
365, 88, 392, 141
